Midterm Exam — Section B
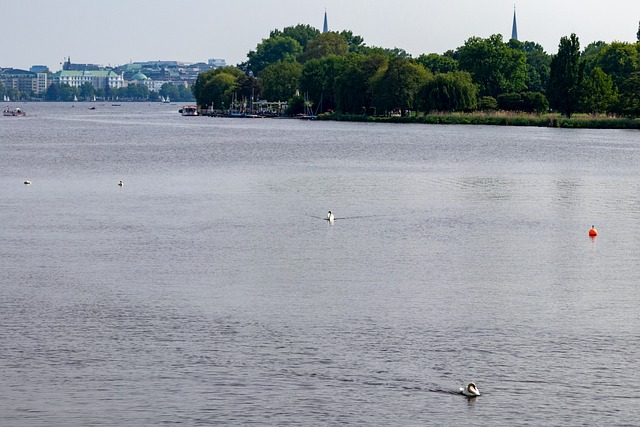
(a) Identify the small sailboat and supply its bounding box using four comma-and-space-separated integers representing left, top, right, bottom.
74, 95, 78, 102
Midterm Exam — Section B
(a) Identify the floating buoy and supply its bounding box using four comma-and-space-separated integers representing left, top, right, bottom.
588, 225, 598, 237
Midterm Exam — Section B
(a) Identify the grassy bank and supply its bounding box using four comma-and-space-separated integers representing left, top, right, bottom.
323, 111, 640, 129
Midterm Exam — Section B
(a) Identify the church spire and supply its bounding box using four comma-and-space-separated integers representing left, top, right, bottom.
511, 5, 518, 41
323, 9, 328, 33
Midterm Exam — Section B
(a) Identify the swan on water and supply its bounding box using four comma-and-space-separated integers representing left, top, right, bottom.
460, 382, 480, 397
118, 180, 123, 187
327, 210, 335, 222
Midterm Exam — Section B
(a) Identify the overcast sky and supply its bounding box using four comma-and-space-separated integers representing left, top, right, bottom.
4, 0, 639, 71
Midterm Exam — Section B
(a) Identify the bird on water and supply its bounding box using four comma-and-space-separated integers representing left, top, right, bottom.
460, 382, 480, 397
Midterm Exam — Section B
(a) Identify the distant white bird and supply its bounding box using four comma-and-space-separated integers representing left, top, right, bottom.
24, 180, 31, 185
118, 180, 123, 187
460, 382, 480, 397
327, 210, 334, 222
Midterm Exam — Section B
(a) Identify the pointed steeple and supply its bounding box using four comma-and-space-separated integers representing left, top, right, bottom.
323, 9, 328, 33
511, 5, 518, 41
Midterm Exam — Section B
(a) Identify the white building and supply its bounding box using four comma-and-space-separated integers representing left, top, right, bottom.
58, 70, 124, 89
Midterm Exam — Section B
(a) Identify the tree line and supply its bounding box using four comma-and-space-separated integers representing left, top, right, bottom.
42, 82, 194, 102
193, 22, 640, 118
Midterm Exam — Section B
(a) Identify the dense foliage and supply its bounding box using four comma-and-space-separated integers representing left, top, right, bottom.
191, 22, 640, 118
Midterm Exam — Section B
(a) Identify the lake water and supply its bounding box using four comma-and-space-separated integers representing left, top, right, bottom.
2, 103, 640, 425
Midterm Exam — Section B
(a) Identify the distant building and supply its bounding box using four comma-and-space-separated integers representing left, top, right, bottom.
323, 10, 328, 33
511, 6, 518, 41
208, 58, 226, 68
62, 57, 100, 71
58, 70, 124, 89
1, 68, 48, 95
30, 65, 49, 74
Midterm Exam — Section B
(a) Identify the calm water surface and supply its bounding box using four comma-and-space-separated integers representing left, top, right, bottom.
2, 103, 640, 425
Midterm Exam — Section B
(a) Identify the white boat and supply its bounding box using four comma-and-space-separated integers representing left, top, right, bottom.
181, 105, 198, 116
163, 96, 170, 104
3, 107, 26, 116
74, 95, 78, 102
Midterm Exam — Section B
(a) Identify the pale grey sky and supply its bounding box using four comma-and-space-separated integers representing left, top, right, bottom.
4, 0, 639, 71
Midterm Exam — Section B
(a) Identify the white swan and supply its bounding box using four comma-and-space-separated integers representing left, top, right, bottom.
24, 180, 31, 185
327, 210, 335, 222
118, 180, 123, 187
460, 382, 480, 397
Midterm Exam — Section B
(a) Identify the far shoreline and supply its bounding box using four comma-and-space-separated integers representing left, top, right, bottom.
320, 112, 640, 130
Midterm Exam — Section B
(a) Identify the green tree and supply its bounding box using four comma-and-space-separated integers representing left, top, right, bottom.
160, 83, 180, 101
548, 33, 584, 118
458, 34, 526, 98
193, 67, 244, 107
339, 30, 367, 54
286, 94, 306, 115
300, 55, 349, 112
416, 53, 458, 74
204, 73, 237, 109
508, 40, 551, 94
271, 24, 320, 51
260, 61, 302, 101
234, 74, 262, 103
372, 57, 431, 115
45, 83, 59, 101
299, 32, 349, 62
478, 96, 498, 111
334, 53, 388, 114
595, 42, 639, 88
496, 92, 524, 111
418, 71, 477, 112
617, 71, 640, 117
582, 41, 607, 74
246, 36, 303, 76
581, 67, 617, 114
79, 82, 95, 101
520, 92, 549, 113
177, 85, 195, 102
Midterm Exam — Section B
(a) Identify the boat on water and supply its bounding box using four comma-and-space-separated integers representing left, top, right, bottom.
3, 106, 26, 116
181, 105, 198, 116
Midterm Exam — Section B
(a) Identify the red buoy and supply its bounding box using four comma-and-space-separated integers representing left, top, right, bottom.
588, 225, 598, 237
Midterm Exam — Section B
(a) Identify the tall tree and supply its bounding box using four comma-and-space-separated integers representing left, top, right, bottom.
547, 33, 584, 118
259, 61, 302, 101
334, 54, 388, 114
581, 67, 617, 114
595, 42, 640, 88
618, 71, 640, 117
458, 34, 526, 98
245, 36, 303, 76
298, 32, 349, 62
299, 55, 349, 112
371, 57, 431, 116
416, 53, 458, 74
271, 24, 320, 51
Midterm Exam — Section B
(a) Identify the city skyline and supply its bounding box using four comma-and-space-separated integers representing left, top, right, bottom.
4, 0, 640, 72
